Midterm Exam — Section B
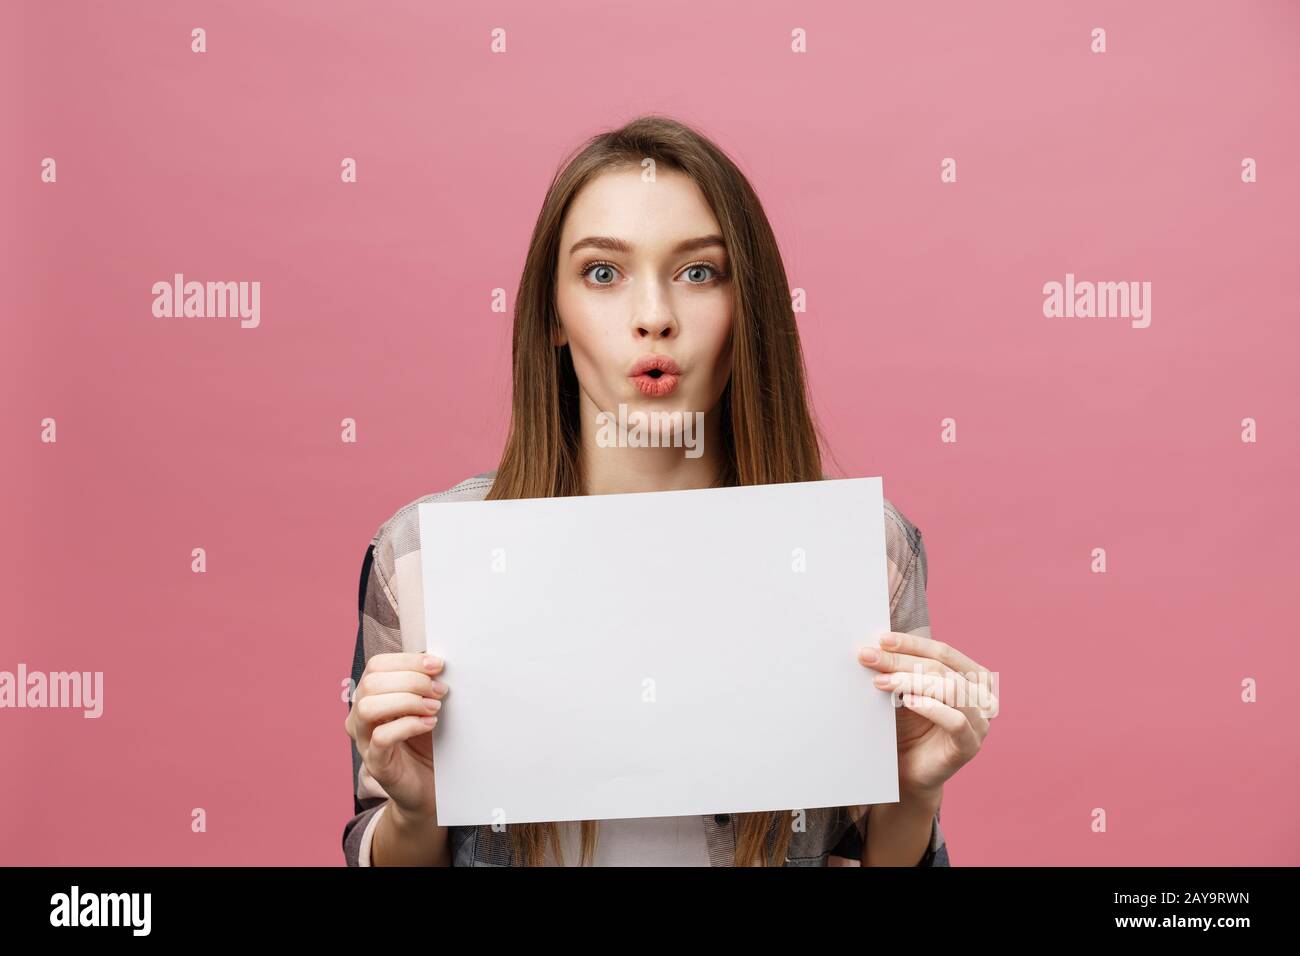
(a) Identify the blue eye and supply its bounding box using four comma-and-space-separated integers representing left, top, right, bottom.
580, 262, 620, 285
682, 263, 725, 284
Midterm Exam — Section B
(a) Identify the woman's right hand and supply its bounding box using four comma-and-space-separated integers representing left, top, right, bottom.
344, 652, 448, 822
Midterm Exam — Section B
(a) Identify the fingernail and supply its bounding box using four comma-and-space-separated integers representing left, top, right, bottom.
423, 698, 441, 712
881, 634, 900, 648
860, 647, 880, 664
423, 656, 442, 671
431, 680, 449, 697
873, 673, 893, 687
420, 715, 438, 725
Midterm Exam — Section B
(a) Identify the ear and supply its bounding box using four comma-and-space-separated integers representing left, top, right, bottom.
551, 321, 568, 348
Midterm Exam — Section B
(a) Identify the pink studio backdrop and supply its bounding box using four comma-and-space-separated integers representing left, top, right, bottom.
3, 0, 1298, 866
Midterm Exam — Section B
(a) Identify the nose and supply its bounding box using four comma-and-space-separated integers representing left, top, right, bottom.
633, 309, 677, 341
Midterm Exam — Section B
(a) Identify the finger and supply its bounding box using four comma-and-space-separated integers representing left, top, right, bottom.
874, 669, 978, 708
878, 632, 988, 678
877, 671, 997, 731
357, 670, 447, 701
365, 652, 445, 676
354, 692, 443, 745
368, 714, 438, 763
858, 646, 957, 679
874, 669, 998, 716
897, 693, 981, 754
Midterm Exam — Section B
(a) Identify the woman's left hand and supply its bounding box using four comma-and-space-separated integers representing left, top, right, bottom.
857, 632, 996, 798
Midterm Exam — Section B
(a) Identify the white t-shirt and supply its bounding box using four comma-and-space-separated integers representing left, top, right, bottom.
546, 815, 711, 866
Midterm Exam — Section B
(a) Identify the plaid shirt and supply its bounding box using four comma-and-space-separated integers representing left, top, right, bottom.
343, 471, 949, 866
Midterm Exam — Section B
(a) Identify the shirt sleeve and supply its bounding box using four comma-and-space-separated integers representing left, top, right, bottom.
341, 539, 403, 866
889, 512, 930, 638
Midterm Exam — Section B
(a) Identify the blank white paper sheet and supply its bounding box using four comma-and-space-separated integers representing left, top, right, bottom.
417, 476, 898, 826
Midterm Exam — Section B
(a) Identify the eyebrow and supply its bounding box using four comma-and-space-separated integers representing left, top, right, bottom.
567, 234, 727, 257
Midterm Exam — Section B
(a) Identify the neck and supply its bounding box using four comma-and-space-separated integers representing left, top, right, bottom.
576, 391, 724, 496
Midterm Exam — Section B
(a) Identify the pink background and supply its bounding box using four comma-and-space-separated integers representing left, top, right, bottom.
3, 0, 1298, 865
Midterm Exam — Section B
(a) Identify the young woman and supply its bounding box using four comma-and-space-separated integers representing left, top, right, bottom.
342, 115, 994, 867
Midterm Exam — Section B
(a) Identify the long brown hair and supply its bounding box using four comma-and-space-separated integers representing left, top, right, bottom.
487, 113, 830, 866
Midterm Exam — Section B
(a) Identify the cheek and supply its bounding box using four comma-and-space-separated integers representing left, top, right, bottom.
699, 311, 734, 378
558, 303, 621, 383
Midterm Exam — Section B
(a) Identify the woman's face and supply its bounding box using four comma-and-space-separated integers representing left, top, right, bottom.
554, 165, 734, 423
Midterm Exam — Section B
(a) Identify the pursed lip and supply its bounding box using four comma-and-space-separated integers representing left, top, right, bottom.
627, 354, 683, 377
628, 353, 682, 398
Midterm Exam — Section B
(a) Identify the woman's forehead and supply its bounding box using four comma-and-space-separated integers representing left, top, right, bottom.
562, 167, 722, 247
